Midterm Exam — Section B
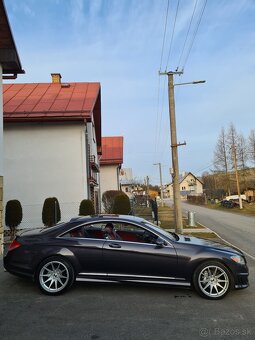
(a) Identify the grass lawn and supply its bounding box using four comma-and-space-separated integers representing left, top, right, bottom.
204, 201, 255, 216
157, 206, 205, 229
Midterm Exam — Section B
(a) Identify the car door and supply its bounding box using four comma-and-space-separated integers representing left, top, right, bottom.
60, 222, 106, 274
102, 221, 178, 280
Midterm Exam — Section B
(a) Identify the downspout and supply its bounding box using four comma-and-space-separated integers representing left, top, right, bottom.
98, 155, 102, 213
0, 64, 4, 254
117, 165, 121, 191
85, 124, 90, 199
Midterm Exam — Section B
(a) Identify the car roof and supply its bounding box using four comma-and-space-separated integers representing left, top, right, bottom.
69, 214, 147, 224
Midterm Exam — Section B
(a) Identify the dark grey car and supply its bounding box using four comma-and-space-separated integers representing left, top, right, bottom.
4, 215, 249, 299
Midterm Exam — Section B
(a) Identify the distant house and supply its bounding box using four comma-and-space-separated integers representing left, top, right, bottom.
244, 188, 255, 202
166, 172, 203, 199
100, 136, 123, 199
119, 168, 135, 197
0, 0, 24, 251
3, 73, 101, 227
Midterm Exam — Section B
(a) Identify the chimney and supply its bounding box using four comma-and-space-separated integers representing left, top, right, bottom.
51, 73, 62, 84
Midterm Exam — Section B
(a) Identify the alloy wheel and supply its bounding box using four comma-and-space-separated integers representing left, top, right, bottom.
39, 260, 70, 293
198, 265, 229, 298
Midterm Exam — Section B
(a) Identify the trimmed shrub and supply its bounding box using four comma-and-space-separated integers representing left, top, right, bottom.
112, 193, 131, 215
102, 190, 125, 213
79, 199, 95, 216
42, 197, 61, 227
5, 200, 23, 239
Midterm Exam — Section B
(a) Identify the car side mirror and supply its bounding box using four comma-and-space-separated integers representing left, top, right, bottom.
155, 237, 165, 247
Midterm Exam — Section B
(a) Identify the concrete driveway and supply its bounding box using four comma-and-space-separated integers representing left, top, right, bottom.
0, 256, 254, 340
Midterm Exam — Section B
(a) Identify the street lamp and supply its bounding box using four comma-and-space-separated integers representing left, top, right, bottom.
174, 80, 206, 86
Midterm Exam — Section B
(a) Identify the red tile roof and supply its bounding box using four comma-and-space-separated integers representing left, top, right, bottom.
100, 137, 124, 165
3, 82, 102, 152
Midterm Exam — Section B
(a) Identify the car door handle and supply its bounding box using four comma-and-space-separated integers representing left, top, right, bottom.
109, 243, 121, 248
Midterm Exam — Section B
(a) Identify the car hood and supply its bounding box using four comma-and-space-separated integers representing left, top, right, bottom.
177, 235, 241, 255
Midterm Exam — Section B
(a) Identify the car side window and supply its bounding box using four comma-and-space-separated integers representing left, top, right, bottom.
114, 223, 158, 244
61, 222, 158, 244
61, 223, 103, 239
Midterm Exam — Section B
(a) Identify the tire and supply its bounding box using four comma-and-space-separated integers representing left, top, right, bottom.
193, 261, 233, 300
36, 256, 75, 295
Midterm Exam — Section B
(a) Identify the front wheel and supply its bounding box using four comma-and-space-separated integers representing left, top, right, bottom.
193, 261, 233, 300
36, 256, 75, 295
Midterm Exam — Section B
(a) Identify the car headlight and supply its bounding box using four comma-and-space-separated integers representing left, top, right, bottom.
230, 255, 245, 265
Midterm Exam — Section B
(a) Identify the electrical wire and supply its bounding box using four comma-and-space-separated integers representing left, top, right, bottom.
182, 0, 207, 70
155, 0, 170, 154
177, 0, 198, 70
165, 0, 180, 71
159, 0, 170, 72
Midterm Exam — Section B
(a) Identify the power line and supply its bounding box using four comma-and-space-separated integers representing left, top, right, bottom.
165, 0, 180, 72
177, 0, 198, 70
182, 0, 207, 70
159, 0, 170, 72
155, 0, 171, 154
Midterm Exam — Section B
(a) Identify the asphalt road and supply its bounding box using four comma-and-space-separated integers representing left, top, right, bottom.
179, 201, 255, 259
0, 256, 254, 340
1, 204, 255, 340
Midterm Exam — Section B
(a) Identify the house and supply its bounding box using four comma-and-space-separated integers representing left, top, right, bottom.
100, 136, 123, 200
3, 73, 101, 228
244, 188, 255, 202
166, 172, 203, 199
119, 168, 135, 197
0, 0, 24, 252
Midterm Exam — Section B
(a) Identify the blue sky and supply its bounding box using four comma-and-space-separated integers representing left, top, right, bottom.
4, 0, 255, 185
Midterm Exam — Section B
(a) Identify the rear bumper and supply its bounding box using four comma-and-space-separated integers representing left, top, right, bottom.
4, 255, 34, 279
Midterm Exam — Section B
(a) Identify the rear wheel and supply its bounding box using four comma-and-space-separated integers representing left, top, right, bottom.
193, 261, 233, 300
36, 256, 74, 295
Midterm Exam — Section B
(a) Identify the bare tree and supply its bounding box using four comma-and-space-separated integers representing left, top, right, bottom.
236, 133, 248, 189
213, 127, 231, 195
228, 123, 243, 208
248, 129, 255, 165
227, 123, 239, 168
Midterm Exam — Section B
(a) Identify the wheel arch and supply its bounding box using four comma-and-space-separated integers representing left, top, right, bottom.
191, 257, 235, 287
32, 251, 79, 280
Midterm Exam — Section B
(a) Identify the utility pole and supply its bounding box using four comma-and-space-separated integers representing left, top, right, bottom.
145, 175, 149, 194
154, 163, 164, 207
159, 70, 205, 234
232, 144, 243, 209
159, 70, 184, 233
145, 176, 149, 207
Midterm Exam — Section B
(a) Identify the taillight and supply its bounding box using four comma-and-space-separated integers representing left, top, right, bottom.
9, 239, 22, 251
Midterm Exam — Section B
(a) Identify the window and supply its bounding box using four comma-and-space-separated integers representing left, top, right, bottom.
108, 222, 158, 244
61, 221, 159, 244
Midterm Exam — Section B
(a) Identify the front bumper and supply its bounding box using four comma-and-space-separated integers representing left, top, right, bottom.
234, 272, 249, 289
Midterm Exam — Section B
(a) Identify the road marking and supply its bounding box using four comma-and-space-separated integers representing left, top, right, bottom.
197, 222, 255, 261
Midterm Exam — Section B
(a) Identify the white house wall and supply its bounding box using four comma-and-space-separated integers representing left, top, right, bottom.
4, 122, 89, 227
100, 165, 119, 199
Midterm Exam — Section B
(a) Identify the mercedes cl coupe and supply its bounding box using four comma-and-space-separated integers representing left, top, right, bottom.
4, 215, 249, 299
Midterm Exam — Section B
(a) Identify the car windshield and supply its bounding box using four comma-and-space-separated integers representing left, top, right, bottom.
144, 221, 176, 241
